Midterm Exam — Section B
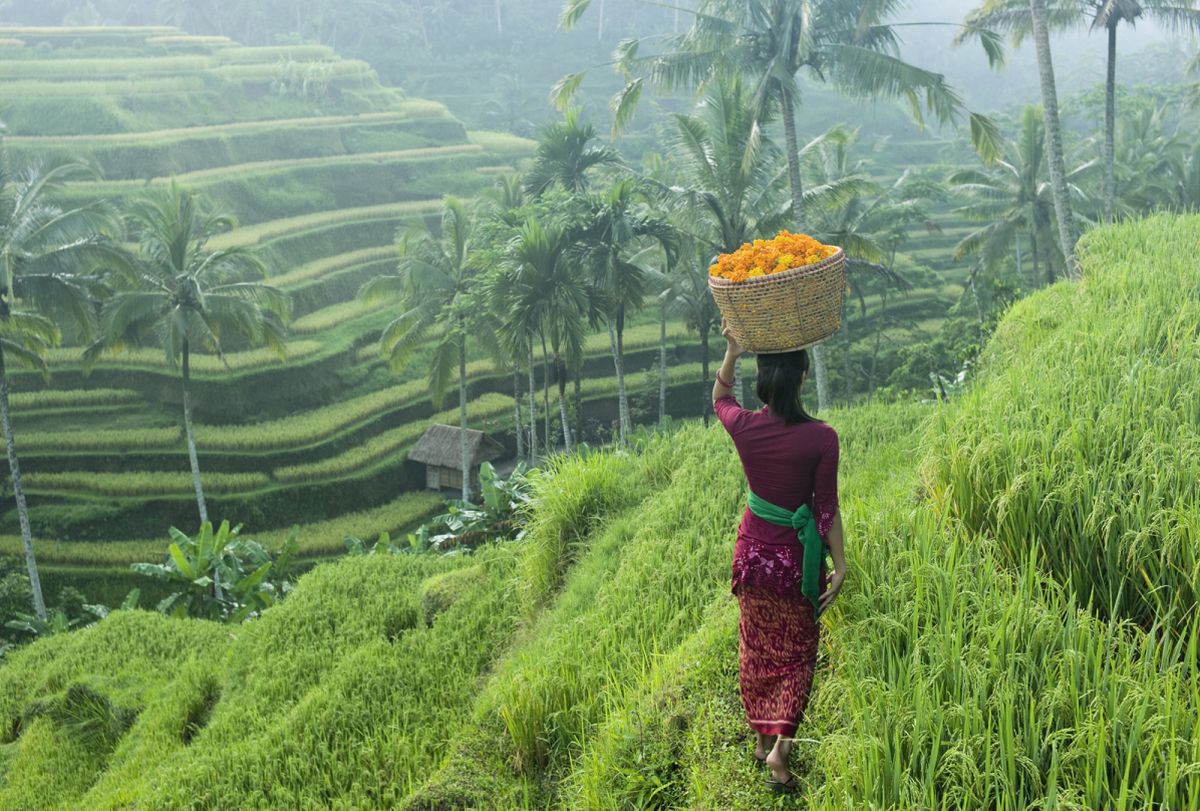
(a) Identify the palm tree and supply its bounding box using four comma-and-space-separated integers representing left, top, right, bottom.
558, 0, 1002, 411
960, 0, 1200, 224
88, 184, 289, 535
570, 178, 676, 445
643, 78, 792, 418
497, 218, 589, 455
950, 105, 1094, 291
359, 196, 480, 503
0, 157, 127, 620
523, 108, 621, 199
1029, 0, 1081, 278
803, 127, 927, 404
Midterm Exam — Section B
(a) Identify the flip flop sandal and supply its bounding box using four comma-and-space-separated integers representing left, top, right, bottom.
752, 752, 767, 768
765, 775, 799, 794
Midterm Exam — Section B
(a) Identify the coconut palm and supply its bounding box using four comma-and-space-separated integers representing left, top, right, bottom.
523, 108, 621, 199
87, 184, 288, 537
359, 196, 481, 502
0, 157, 127, 620
497, 217, 590, 454
959, 0, 1200, 224
802, 127, 928, 403
654, 234, 722, 425
950, 105, 1095, 290
558, 0, 1002, 411
570, 178, 676, 445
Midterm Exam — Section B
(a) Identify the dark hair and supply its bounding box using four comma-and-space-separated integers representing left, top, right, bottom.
755, 349, 822, 426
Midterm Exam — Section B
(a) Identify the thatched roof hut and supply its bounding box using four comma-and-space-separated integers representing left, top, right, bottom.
407, 424, 506, 496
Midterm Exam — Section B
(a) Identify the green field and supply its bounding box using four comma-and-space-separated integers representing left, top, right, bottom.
1, 215, 1196, 807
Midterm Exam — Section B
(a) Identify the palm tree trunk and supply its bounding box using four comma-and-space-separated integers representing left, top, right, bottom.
781, 89, 831, 411
513, 365, 524, 460
658, 301, 667, 425
182, 342, 209, 526
527, 343, 537, 464
557, 356, 572, 452
1030, 230, 1041, 288
540, 331, 551, 453
459, 337, 470, 503
701, 326, 711, 427
1015, 232, 1024, 287
869, 288, 886, 401
495, 0, 502, 34
607, 319, 626, 445
1104, 21, 1117, 225
617, 304, 631, 441
0, 346, 46, 621
842, 309, 853, 407
1030, 0, 1079, 279
182, 341, 220, 602
574, 373, 582, 445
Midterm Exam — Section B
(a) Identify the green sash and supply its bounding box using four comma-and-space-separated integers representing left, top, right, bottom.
747, 490, 828, 616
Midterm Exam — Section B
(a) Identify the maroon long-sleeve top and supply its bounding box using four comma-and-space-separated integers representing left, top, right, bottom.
713, 393, 840, 597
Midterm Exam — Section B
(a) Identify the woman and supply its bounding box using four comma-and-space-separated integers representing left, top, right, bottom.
712, 317, 846, 794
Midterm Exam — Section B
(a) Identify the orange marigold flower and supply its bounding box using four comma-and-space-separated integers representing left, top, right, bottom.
708, 231, 838, 282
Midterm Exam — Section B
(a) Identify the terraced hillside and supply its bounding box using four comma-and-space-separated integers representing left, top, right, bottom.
0, 215, 1195, 809
0, 26, 560, 600
0, 26, 987, 608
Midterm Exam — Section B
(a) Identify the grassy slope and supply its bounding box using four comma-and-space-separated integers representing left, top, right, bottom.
3, 217, 1198, 808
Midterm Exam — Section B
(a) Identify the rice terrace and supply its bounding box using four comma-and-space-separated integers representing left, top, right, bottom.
0, 0, 1197, 808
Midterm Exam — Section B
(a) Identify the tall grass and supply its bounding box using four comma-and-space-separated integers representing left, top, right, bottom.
925, 214, 1200, 628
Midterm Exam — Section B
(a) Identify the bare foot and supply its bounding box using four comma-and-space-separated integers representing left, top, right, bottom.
765, 738, 792, 784
754, 733, 776, 761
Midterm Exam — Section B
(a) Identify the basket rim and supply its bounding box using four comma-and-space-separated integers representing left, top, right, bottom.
708, 246, 845, 288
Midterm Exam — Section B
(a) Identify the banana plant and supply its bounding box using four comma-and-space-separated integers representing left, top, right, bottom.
131, 521, 298, 622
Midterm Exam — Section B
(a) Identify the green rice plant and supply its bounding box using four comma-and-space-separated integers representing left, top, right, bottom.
208, 200, 448, 250
65, 144, 484, 210
143, 35, 233, 47
0, 493, 442, 567
23, 471, 270, 498
210, 59, 374, 84
192, 379, 433, 451
0, 26, 177, 36
213, 45, 336, 64
0, 536, 167, 568
16, 426, 180, 453
0, 55, 207, 78
269, 245, 396, 288
50, 340, 322, 373
924, 213, 1200, 629
255, 492, 445, 557
554, 407, 1200, 810
289, 299, 388, 334
0, 76, 205, 97
272, 393, 515, 483
466, 130, 537, 156
8, 388, 140, 411
4, 110, 439, 150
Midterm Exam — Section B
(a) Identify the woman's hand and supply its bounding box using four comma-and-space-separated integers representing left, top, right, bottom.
720, 317, 745, 358
818, 565, 846, 615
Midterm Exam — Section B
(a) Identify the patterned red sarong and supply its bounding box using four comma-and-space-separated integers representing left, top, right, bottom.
735, 580, 822, 736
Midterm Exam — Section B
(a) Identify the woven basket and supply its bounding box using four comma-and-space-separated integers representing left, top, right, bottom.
708, 247, 845, 353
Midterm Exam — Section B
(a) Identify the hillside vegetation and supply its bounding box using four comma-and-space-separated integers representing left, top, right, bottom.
0, 215, 1196, 808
